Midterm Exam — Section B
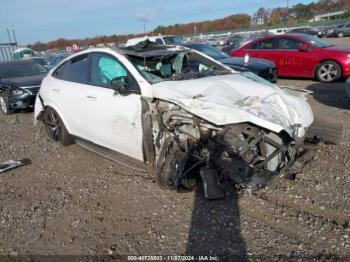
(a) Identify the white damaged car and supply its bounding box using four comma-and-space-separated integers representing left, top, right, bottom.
34, 45, 314, 198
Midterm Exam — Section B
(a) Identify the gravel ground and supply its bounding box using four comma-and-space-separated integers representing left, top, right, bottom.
0, 37, 350, 261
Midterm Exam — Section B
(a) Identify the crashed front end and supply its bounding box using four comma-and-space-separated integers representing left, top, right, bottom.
147, 76, 314, 199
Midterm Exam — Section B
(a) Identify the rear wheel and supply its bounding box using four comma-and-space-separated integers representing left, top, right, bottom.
316, 61, 341, 83
43, 107, 73, 146
0, 96, 14, 115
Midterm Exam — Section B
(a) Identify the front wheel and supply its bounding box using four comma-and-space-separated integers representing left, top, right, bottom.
0, 96, 14, 115
316, 61, 341, 83
43, 107, 73, 146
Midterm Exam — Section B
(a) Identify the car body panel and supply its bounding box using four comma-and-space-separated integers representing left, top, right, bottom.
81, 85, 144, 161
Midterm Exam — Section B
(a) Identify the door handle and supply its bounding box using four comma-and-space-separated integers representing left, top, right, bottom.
86, 95, 97, 100
52, 88, 60, 93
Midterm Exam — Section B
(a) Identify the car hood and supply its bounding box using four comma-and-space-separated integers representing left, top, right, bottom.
219, 57, 274, 71
151, 74, 314, 138
0, 74, 46, 88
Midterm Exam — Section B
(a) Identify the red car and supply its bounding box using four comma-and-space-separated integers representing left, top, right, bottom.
229, 33, 350, 82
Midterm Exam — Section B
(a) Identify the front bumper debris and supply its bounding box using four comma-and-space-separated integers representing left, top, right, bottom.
0, 159, 32, 174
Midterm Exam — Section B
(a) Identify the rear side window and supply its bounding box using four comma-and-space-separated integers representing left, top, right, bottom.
278, 38, 301, 50
60, 55, 89, 83
249, 39, 275, 50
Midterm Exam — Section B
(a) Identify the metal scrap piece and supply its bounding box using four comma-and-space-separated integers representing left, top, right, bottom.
0, 159, 31, 174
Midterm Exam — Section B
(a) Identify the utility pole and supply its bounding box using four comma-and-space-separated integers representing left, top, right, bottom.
286, 0, 289, 18
6, 28, 12, 44
12, 28, 17, 45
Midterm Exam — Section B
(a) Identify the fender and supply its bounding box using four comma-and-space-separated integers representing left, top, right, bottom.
34, 97, 74, 135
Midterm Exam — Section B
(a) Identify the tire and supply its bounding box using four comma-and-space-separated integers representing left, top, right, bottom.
43, 107, 73, 146
307, 115, 343, 145
0, 95, 14, 115
338, 32, 344, 38
315, 61, 342, 83
156, 138, 187, 189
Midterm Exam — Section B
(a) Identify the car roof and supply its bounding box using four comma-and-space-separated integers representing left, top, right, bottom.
250, 33, 309, 40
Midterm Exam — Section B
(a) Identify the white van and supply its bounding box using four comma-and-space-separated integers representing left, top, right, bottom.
268, 28, 288, 35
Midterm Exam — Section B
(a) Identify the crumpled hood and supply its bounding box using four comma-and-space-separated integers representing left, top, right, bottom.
152, 74, 314, 138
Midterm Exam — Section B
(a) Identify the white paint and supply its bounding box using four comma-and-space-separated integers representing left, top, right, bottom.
152, 74, 314, 138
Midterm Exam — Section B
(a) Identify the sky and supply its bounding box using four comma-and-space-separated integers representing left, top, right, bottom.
0, 0, 315, 45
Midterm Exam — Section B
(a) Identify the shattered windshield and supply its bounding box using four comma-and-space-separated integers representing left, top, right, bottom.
127, 50, 232, 84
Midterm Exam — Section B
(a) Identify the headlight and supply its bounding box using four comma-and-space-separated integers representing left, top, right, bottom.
11, 89, 24, 95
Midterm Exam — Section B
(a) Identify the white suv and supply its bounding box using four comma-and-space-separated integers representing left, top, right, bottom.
35, 46, 314, 198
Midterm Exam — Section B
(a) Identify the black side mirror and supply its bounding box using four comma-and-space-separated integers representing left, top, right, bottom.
111, 76, 130, 95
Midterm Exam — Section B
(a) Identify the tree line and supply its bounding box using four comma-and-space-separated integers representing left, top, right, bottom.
29, 0, 350, 51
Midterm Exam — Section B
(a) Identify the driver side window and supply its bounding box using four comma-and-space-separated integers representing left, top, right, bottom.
91, 53, 128, 88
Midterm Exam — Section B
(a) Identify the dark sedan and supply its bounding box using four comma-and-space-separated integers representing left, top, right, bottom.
0, 60, 48, 114
289, 27, 325, 38
183, 43, 278, 83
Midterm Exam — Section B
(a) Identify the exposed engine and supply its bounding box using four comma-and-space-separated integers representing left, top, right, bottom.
149, 99, 312, 199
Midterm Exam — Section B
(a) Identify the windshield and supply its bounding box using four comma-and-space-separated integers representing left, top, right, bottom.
163, 36, 183, 45
0, 61, 48, 78
191, 45, 228, 60
299, 34, 332, 48
127, 50, 231, 84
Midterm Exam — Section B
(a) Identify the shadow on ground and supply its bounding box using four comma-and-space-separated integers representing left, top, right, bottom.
186, 185, 246, 261
306, 81, 350, 110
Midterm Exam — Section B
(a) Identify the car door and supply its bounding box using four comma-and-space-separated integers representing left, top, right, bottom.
49, 54, 90, 137
243, 37, 279, 65
275, 37, 315, 77
82, 52, 144, 161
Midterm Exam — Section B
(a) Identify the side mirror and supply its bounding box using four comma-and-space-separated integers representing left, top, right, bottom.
111, 76, 130, 95
298, 44, 309, 52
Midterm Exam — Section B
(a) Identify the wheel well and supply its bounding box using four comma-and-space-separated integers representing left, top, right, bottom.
43, 105, 72, 135
313, 59, 342, 77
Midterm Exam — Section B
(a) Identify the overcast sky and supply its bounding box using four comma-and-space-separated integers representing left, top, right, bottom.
0, 0, 315, 45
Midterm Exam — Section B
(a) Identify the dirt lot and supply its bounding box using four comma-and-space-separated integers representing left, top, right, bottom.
1, 37, 350, 261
